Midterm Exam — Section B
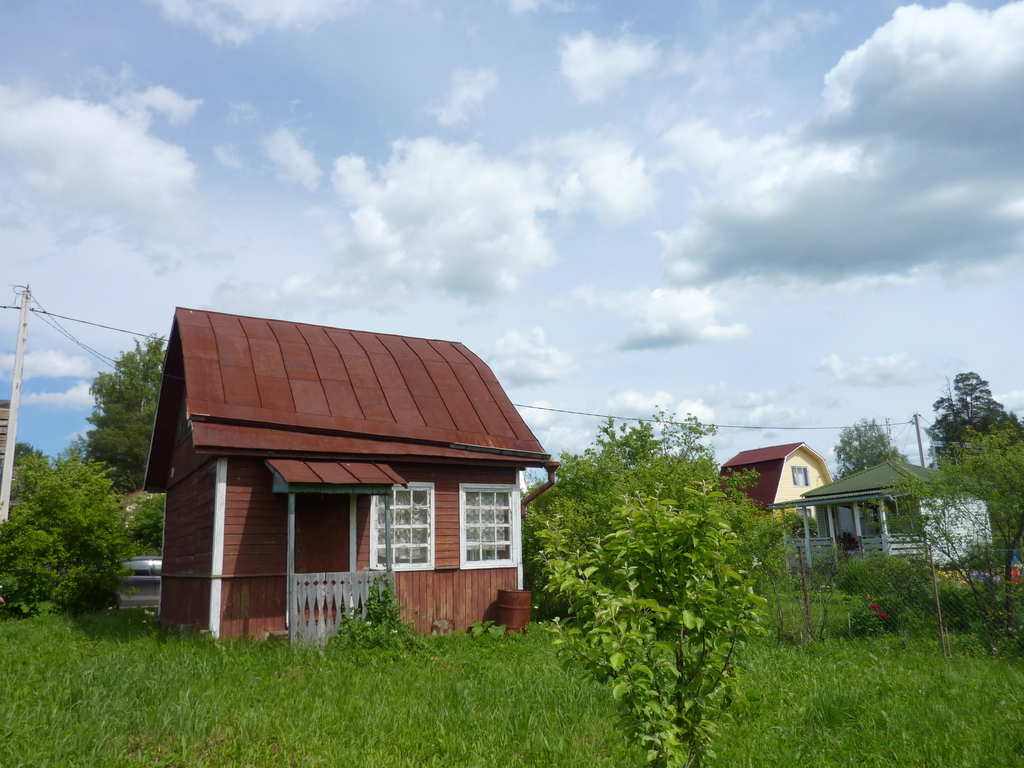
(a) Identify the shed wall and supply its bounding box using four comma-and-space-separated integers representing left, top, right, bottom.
159, 440, 216, 630
212, 458, 519, 638
219, 457, 288, 638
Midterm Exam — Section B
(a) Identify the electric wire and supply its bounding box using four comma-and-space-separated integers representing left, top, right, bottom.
511, 402, 913, 432
29, 309, 163, 339
29, 296, 117, 368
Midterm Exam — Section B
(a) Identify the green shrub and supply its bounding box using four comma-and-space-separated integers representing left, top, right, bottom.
542, 486, 764, 768
0, 454, 130, 616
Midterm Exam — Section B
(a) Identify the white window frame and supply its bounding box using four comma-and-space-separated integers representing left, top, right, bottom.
792, 466, 810, 487
369, 483, 435, 571
460, 483, 520, 570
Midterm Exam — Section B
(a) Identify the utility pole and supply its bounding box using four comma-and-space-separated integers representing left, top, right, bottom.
913, 412, 927, 467
1, 286, 31, 523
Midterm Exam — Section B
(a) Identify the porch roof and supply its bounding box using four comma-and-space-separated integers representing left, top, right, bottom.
767, 460, 935, 510
266, 459, 406, 494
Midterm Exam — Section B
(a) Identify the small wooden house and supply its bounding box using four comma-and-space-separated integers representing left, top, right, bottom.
720, 442, 832, 509
145, 308, 555, 640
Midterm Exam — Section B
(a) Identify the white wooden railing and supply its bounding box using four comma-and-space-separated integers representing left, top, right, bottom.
860, 535, 926, 556
290, 570, 394, 646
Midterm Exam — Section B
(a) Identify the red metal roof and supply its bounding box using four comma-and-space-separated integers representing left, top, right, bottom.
721, 442, 805, 468
266, 460, 406, 486
145, 308, 548, 491
721, 459, 785, 508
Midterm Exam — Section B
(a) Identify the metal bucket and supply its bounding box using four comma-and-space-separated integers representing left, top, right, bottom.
496, 589, 531, 633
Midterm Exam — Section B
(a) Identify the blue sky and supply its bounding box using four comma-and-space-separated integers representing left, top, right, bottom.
2, 0, 1022, 471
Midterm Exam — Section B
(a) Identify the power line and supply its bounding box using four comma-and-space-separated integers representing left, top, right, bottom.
512, 402, 913, 432
29, 296, 117, 368
29, 309, 163, 339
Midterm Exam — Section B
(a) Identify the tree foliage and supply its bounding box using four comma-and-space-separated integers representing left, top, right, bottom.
928, 372, 1022, 461
0, 453, 130, 616
914, 426, 1024, 649
82, 337, 166, 493
541, 487, 764, 768
123, 492, 165, 555
523, 415, 721, 614
833, 418, 906, 479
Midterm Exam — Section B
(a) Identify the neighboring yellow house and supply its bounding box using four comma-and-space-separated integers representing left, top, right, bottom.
720, 442, 832, 509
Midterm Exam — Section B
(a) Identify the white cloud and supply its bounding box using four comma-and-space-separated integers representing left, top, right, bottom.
509, 0, 544, 13
573, 286, 747, 349
819, 3, 1024, 141
214, 144, 246, 170
228, 102, 259, 124
546, 132, 656, 225
22, 381, 94, 409
491, 328, 577, 387
0, 85, 197, 233
263, 128, 322, 191
560, 31, 661, 103
156, 0, 367, 45
741, 404, 807, 428
329, 138, 556, 299
998, 390, 1024, 412
428, 69, 498, 127
606, 390, 715, 424
113, 86, 202, 125
817, 353, 934, 387
0, 350, 95, 381
660, 2, 1024, 286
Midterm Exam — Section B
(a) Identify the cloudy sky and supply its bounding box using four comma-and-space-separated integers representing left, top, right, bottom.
2, 0, 1023, 471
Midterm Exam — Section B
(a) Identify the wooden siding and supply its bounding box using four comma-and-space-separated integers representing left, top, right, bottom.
160, 443, 216, 630
395, 568, 518, 633
219, 576, 286, 639
216, 457, 289, 639
775, 446, 832, 505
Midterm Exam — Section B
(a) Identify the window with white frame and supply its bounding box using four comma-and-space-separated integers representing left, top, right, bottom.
792, 466, 810, 486
370, 484, 433, 570
461, 484, 518, 567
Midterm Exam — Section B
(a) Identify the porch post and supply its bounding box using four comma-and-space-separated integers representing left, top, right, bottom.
287, 492, 295, 643
879, 499, 890, 555
801, 506, 812, 567
349, 495, 357, 570
852, 502, 863, 543
383, 492, 393, 570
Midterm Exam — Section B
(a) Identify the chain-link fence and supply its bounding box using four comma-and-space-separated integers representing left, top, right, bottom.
753, 542, 1023, 656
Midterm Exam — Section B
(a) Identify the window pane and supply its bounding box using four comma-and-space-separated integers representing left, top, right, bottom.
463, 486, 515, 563
413, 489, 429, 506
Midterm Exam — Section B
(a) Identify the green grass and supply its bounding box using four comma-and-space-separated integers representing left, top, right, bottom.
1, 611, 1022, 767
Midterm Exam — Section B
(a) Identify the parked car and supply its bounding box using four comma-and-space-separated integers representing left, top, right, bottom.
119, 556, 161, 609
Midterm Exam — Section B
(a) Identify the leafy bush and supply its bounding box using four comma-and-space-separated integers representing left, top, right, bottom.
542, 486, 764, 768
524, 414, 722, 620
0, 454, 130, 616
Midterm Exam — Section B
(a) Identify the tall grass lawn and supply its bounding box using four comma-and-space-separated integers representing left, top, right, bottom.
1, 611, 1022, 767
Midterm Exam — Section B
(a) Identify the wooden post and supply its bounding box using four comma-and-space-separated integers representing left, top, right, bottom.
852, 502, 863, 545
287, 492, 296, 643
927, 540, 950, 658
383, 492, 393, 571
801, 506, 812, 567
879, 498, 890, 555
0, 286, 30, 523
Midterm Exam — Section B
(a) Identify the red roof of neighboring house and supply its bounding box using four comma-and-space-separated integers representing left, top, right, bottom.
721, 442, 805, 468
720, 443, 810, 508
145, 308, 548, 492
